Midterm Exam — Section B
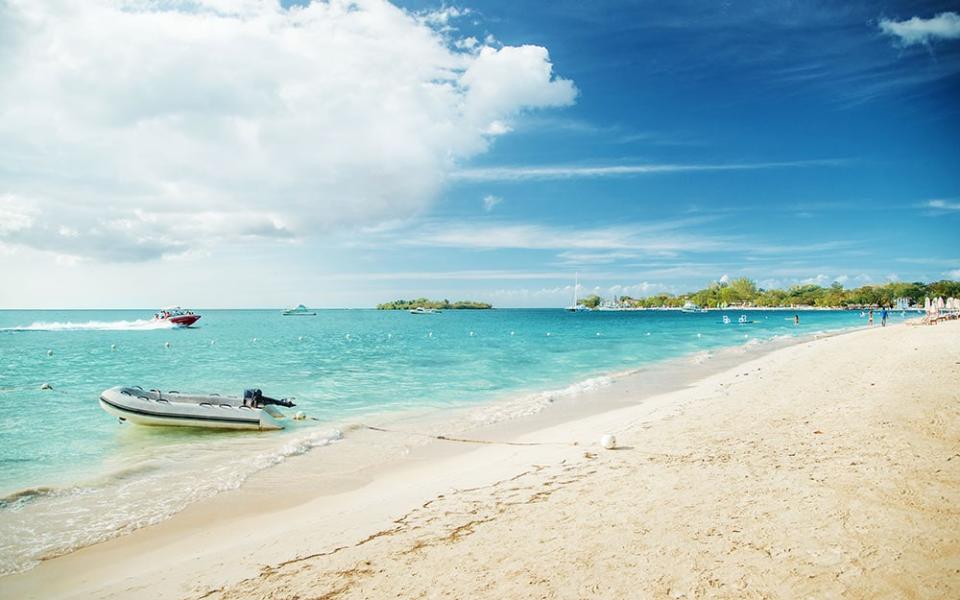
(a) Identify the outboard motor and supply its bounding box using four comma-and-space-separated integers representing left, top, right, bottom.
244, 388, 296, 408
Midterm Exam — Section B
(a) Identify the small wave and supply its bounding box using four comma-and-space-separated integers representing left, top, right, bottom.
688, 350, 713, 365
469, 374, 616, 426
2, 319, 175, 332
0, 486, 58, 509
0, 426, 342, 576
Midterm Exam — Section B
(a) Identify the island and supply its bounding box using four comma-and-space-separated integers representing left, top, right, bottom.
376, 298, 493, 310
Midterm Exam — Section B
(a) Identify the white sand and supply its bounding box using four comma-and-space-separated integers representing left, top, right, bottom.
5, 321, 959, 599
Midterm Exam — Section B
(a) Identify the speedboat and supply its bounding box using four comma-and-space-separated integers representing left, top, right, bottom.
99, 387, 295, 430
154, 307, 201, 327
409, 307, 439, 314
282, 304, 317, 316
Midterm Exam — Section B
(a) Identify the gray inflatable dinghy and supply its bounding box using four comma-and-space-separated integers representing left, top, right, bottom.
99, 387, 295, 431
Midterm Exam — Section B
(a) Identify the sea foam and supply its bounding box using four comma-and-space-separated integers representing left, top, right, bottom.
3, 319, 175, 332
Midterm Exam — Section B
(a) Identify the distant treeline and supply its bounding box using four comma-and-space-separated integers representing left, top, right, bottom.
612, 278, 960, 309
377, 298, 493, 310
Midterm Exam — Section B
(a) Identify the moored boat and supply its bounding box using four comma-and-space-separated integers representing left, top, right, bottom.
566, 272, 591, 312
680, 301, 707, 313
409, 307, 439, 314
154, 307, 201, 327
282, 304, 317, 316
99, 387, 295, 430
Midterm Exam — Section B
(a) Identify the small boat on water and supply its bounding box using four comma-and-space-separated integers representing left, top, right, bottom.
680, 301, 707, 313
282, 304, 317, 316
99, 387, 296, 430
409, 307, 440, 314
154, 307, 201, 327
566, 272, 591, 312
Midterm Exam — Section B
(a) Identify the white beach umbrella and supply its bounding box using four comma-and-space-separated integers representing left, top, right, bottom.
937, 297, 945, 309
924, 297, 931, 310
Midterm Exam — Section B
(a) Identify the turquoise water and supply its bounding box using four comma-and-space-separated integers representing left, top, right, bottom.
0, 307, 885, 573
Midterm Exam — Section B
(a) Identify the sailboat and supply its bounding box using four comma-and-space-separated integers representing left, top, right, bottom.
566, 272, 590, 312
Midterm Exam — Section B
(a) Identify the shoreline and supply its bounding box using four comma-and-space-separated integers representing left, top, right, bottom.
0, 320, 854, 575
5, 320, 951, 598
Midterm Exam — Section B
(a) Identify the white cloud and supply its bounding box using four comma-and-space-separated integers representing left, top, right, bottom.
0, 195, 36, 234
451, 159, 843, 182
557, 251, 641, 265
945, 269, 960, 279
608, 282, 667, 297
398, 220, 733, 254
482, 194, 502, 211
879, 12, 960, 47
926, 199, 960, 211
0, 0, 576, 262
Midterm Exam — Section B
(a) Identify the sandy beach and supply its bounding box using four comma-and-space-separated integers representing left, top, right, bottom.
5, 320, 959, 599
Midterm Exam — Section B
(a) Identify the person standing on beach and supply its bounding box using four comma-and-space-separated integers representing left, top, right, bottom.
868, 309, 874, 326
881, 306, 888, 327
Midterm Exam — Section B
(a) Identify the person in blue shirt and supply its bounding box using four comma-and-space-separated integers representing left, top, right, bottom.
881, 306, 888, 327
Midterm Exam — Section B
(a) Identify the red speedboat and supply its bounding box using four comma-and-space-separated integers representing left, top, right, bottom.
154, 307, 201, 327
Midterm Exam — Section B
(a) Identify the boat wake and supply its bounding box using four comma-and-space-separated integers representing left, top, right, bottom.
2, 319, 175, 332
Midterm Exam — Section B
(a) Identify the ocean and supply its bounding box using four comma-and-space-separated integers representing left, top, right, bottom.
0, 307, 885, 574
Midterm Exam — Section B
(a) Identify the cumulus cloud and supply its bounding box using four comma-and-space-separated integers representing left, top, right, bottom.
879, 12, 960, 47
0, 0, 576, 262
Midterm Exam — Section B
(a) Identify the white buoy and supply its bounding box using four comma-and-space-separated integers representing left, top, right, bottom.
596, 332, 601, 336
252, 337, 257, 343
469, 331, 475, 337
40, 383, 53, 390
387, 333, 392, 338
298, 336, 304, 341
164, 341, 171, 348
428, 331, 433, 337
645, 332, 651, 336
293, 411, 306, 421
111, 344, 117, 351
46, 349, 53, 356
697, 333, 702, 338
510, 331, 515, 336
210, 340, 216, 345
546, 332, 551, 337
600, 434, 617, 450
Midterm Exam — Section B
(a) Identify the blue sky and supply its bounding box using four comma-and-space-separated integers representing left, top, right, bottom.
0, 0, 958, 307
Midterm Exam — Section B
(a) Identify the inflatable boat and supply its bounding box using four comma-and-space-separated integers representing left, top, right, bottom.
99, 387, 295, 431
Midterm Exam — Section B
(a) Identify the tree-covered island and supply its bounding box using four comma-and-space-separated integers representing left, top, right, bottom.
376, 298, 493, 310
606, 278, 960, 309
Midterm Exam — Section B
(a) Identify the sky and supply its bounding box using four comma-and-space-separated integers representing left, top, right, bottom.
0, 0, 958, 308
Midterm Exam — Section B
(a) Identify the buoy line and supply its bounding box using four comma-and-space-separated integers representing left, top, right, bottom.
359, 424, 579, 448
